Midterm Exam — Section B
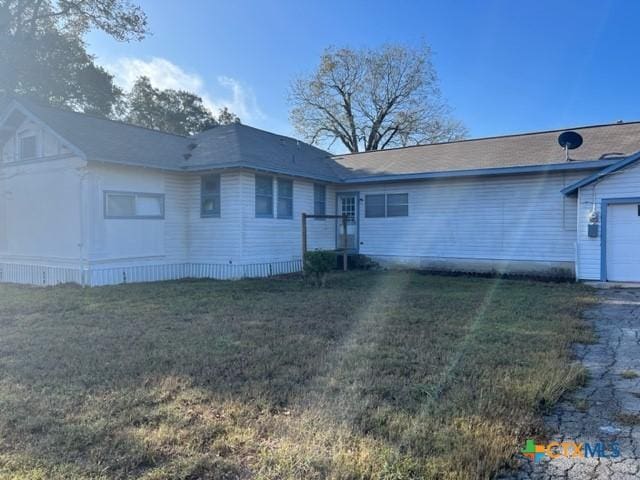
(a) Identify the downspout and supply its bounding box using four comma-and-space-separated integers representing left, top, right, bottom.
77, 165, 89, 286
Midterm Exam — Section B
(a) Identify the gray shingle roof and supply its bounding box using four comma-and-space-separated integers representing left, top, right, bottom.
4, 99, 342, 181
4, 99, 640, 183
186, 124, 342, 181
13, 99, 192, 170
333, 122, 640, 179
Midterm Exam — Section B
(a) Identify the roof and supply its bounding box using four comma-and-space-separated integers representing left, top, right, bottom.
186, 124, 341, 181
3, 99, 640, 185
333, 122, 640, 179
0, 98, 342, 181
5, 99, 192, 170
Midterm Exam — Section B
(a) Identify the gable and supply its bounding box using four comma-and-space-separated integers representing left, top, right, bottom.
1, 117, 77, 163
0, 102, 85, 164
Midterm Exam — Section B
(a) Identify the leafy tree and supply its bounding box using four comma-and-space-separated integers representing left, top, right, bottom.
0, 0, 148, 115
125, 76, 241, 136
290, 44, 467, 152
216, 106, 240, 125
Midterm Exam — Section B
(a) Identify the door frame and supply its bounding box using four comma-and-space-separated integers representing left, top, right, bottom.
335, 191, 360, 253
600, 196, 640, 281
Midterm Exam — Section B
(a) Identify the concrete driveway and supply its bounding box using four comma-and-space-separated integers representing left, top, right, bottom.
500, 288, 640, 479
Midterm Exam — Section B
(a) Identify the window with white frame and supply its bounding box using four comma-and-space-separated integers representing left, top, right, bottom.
201, 174, 221, 217
105, 191, 164, 219
365, 193, 409, 218
255, 175, 274, 217
314, 184, 326, 216
19, 133, 37, 160
277, 178, 293, 219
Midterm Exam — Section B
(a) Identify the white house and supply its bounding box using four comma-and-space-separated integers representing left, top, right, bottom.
2, 98, 640, 286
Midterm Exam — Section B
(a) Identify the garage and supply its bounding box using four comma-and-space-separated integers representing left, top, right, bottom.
605, 201, 640, 282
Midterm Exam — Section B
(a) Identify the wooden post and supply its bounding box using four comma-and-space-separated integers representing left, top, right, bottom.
301, 213, 308, 264
342, 214, 348, 271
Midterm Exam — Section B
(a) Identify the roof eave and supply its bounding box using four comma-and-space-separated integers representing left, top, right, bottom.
343, 159, 619, 185
561, 151, 640, 195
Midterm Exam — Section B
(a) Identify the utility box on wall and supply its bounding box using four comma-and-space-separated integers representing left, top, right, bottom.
588, 223, 599, 238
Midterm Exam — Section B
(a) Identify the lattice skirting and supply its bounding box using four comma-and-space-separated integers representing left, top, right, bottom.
0, 259, 303, 287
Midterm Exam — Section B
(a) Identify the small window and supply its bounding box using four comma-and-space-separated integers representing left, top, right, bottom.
19, 135, 37, 159
277, 178, 293, 219
314, 184, 326, 216
365, 194, 386, 218
201, 174, 221, 217
387, 193, 409, 217
105, 192, 164, 219
255, 175, 273, 217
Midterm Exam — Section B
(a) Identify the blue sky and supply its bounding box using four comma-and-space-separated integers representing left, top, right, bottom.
87, 0, 639, 147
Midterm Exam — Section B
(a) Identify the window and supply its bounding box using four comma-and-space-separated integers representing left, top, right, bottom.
365, 193, 409, 218
387, 193, 409, 217
277, 178, 293, 219
105, 192, 164, 219
19, 134, 37, 160
255, 175, 273, 217
201, 174, 221, 217
365, 194, 386, 217
314, 184, 326, 216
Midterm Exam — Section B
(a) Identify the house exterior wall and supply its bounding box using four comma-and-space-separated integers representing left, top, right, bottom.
576, 161, 640, 280
239, 172, 336, 266
0, 156, 87, 285
337, 171, 586, 277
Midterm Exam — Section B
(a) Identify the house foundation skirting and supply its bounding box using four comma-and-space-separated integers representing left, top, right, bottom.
0, 259, 303, 287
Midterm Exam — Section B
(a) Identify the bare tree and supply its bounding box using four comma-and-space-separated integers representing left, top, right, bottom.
290, 44, 467, 152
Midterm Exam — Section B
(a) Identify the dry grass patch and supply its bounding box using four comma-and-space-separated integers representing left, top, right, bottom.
620, 370, 639, 379
0, 272, 595, 479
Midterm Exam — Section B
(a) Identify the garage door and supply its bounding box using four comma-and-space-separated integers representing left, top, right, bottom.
606, 203, 640, 281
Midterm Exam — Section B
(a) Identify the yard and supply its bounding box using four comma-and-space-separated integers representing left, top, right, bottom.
0, 271, 594, 479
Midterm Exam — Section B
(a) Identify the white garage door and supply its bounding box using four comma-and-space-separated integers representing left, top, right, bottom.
606, 203, 640, 282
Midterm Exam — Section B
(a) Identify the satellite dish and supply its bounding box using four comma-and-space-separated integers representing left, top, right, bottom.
558, 131, 583, 161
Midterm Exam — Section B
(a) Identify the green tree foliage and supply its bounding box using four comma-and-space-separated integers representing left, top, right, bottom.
125, 76, 240, 135
0, 0, 149, 115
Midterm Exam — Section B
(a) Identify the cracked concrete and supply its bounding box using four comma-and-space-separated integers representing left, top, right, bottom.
498, 288, 640, 479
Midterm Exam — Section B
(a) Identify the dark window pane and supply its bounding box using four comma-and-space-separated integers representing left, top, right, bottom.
256, 195, 273, 216
314, 184, 326, 216
365, 194, 385, 217
278, 197, 293, 218
277, 178, 293, 198
387, 193, 408, 216
277, 179, 293, 218
387, 204, 408, 217
202, 174, 220, 194
256, 175, 273, 196
201, 175, 221, 217
201, 196, 220, 216
387, 193, 408, 206
20, 135, 37, 159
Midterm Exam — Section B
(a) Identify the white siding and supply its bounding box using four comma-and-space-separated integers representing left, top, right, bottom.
1, 118, 73, 162
338, 171, 586, 275
0, 156, 87, 285
239, 172, 336, 264
88, 163, 174, 263
188, 171, 243, 264
576, 161, 640, 280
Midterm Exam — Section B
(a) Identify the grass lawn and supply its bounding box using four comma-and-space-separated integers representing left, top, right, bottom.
0, 271, 594, 479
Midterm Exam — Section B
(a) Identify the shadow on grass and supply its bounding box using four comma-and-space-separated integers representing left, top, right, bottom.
0, 272, 595, 479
